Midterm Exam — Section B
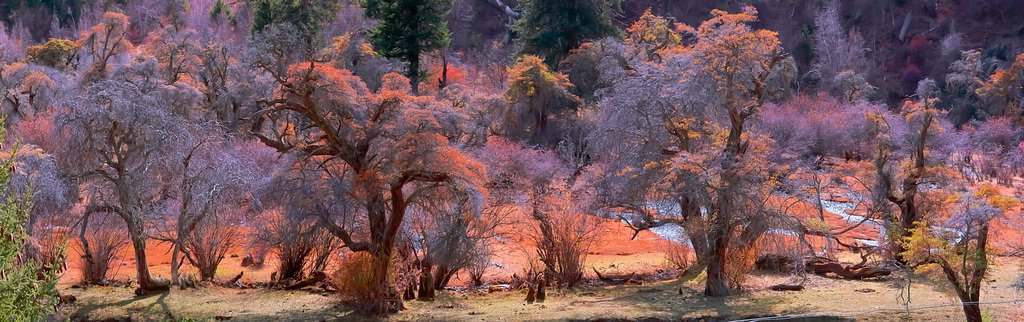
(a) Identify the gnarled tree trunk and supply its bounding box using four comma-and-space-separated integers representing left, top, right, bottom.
124, 215, 169, 293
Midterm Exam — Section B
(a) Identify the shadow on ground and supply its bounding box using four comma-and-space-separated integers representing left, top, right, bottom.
571, 282, 858, 322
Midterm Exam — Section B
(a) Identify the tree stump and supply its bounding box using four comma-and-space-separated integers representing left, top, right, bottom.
536, 280, 546, 302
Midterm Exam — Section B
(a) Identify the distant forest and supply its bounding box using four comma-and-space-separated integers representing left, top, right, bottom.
4, 0, 1024, 122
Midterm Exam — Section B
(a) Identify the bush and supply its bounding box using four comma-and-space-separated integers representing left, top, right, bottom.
332, 252, 376, 298
78, 213, 128, 285
528, 190, 601, 288
184, 215, 241, 281
252, 210, 340, 281
25, 38, 78, 71
467, 253, 490, 287
664, 240, 693, 270
724, 244, 762, 290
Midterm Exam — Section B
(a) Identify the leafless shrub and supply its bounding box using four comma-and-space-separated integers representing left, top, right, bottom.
664, 239, 693, 270
183, 213, 241, 281
724, 244, 763, 290
467, 252, 491, 287
78, 213, 129, 285
253, 209, 340, 281
528, 190, 602, 288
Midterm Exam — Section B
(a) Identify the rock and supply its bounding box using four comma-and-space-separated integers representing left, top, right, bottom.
855, 288, 875, 293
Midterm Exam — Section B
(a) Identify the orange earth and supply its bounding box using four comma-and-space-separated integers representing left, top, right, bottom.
58, 179, 1024, 290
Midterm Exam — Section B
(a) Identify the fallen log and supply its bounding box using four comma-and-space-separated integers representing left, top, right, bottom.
770, 284, 804, 291
283, 271, 327, 290
226, 271, 243, 286
806, 259, 892, 280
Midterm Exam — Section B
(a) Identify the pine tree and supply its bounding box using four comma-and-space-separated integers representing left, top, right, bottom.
251, 0, 336, 46
363, 0, 452, 94
512, 0, 622, 66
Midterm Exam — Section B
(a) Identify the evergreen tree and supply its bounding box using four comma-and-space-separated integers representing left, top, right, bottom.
513, 0, 622, 66
251, 0, 336, 46
0, 125, 66, 321
1, 0, 84, 31
363, 0, 452, 94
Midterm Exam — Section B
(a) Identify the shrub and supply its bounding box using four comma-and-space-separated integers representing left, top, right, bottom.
332, 251, 376, 298
0, 131, 66, 320
467, 252, 490, 287
24, 38, 78, 71
664, 240, 693, 270
252, 210, 340, 281
183, 215, 241, 281
529, 190, 601, 288
78, 213, 128, 285
724, 244, 762, 290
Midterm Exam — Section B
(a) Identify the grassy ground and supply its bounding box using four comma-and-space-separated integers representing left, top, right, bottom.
58, 257, 1024, 321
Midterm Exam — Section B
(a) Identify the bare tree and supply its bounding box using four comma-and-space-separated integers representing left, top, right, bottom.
57, 80, 184, 293
158, 127, 270, 285
812, 0, 867, 91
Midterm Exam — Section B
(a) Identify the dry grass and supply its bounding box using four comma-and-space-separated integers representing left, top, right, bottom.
57, 255, 1024, 321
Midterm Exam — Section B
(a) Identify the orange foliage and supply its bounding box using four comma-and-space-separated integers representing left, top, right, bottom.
77, 12, 133, 81
692, 7, 780, 81
979, 53, 1024, 124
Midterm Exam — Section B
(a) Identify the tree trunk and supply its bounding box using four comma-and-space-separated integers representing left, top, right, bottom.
705, 190, 733, 296
704, 221, 731, 296
419, 261, 435, 300
893, 194, 918, 263
961, 300, 983, 322
368, 246, 403, 313
364, 189, 406, 314
409, 51, 420, 95
681, 198, 709, 266
433, 265, 454, 290
78, 212, 99, 284
703, 69, 745, 297
125, 218, 169, 292
171, 242, 181, 285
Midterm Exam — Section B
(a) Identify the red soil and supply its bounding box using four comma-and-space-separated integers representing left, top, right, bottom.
59, 180, 1024, 287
